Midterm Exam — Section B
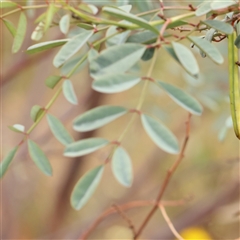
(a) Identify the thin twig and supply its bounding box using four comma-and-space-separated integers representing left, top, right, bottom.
134, 113, 192, 239
159, 204, 184, 240
79, 199, 188, 240
112, 203, 137, 237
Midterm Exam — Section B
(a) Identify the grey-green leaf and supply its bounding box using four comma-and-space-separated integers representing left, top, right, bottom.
92, 73, 141, 93
203, 20, 233, 35
73, 105, 128, 132
8, 124, 25, 133
112, 147, 133, 187
3, 19, 16, 37
141, 114, 179, 154
71, 165, 104, 210
59, 14, 70, 34
27, 39, 68, 54
172, 41, 199, 77
12, 12, 27, 53
88, 48, 99, 62
0, 146, 18, 178
62, 80, 78, 105
64, 138, 109, 157
47, 114, 74, 145
188, 36, 224, 64
235, 35, 240, 48
28, 139, 52, 176
89, 43, 146, 78
30, 105, 44, 122
45, 75, 62, 89
157, 81, 203, 115
195, 1, 212, 16
211, 0, 237, 10
103, 6, 159, 34
53, 30, 93, 68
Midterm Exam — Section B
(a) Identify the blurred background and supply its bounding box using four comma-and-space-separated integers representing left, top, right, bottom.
1, 0, 239, 239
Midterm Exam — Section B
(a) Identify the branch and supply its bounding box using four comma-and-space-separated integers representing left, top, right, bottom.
112, 203, 136, 237
159, 204, 184, 240
79, 199, 188, 240
134, 113, 192, 239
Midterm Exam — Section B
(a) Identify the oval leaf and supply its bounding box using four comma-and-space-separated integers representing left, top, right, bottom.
31, 22, 45, 41
112, 146, 133, 187
71, 165, 104, 210
89, 43, 146, 78
44, 3, 56, 31
64, 138, 109, 157
188, 36, 224, 64
157, 81, 203, 115
27, 39, 68, 54
28, 139, 52, 176
47, 114, 74, 145
8, 124, 25, 133
195, 1, 212, 16
211, 0, 237, 10
73, 105, 128, 132
141, 114, 179, 154
0, 1, 17, 8
60, 14, 70, 34
53, 30, 93, 68
172, 41, 199, 77
103, 6, 159, 34
30, 105, 44, 122
45, 75, 62, 89
92, 73, 141, 93
88, 48, 99, 62
62, 80, 78, 105
0, 146, 18, 178
12, 12, 27, 53
3, 19, 16, 37
203, 20, 233, 35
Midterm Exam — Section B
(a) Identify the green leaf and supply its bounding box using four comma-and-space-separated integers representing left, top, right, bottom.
64, 138, 109, 157
60, 54, 87, 75
31, 22, 45, 41
112, 147, 133, 187
0, 0, 17, 8
141, 114, 179, 154
28, 139, 52, 176
164, 46, 179, 63
77, 23, 94, 30
44, 3, 56, 31
195, 1, 212, 16
47, 114, 74, 146
30, 105, 44, 122
27, 39, 68, 54
141, 47, 155, 61
188, 36, 224, 64
62, 80, 78, 105
53, 30, 93, 68
172, 41, 199, 77
78, 3, 98, 15
59, 14, 70, 34
106, 26, 130, 48
103, 6, 159, 34
89, 43, 146, 78
211, 0, 237, 10
88, 48, 99, 62
71, 165, 104, 210
203, 20, 233, 35
157, 81, 203, 115
8, 124, 25, 133
92, 73, 140, 93
73, 105, 128, 132
45, 75, 62, 89
235, 35, 240, 48
12, 12, 27, 53
127, 30, 158, 44
3, 19, 16, 37
0, 146, 18, 178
